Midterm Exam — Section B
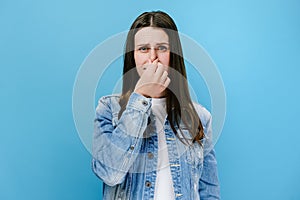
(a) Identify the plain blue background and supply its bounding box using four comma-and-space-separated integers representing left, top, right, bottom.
1, 0, 300, 199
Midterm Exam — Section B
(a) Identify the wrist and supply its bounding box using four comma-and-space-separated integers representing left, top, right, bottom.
134, 89, 151, 98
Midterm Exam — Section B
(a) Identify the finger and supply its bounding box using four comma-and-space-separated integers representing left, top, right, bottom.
142, 64, 148, 70
143, 59, 155, 72
160, 70, 168, 84
163, 77, 171, 88
148, 59, 159, 73
152, 58, 159, 64
142, 62, 150, 71
158, 76, 170, 92
155, 62, 165, 77
152, 59, 159, 72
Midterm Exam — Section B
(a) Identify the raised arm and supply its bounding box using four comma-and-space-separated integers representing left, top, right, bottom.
92, 92, 151, 186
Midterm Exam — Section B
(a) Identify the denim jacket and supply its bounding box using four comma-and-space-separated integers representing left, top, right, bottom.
92, 92, 220, 200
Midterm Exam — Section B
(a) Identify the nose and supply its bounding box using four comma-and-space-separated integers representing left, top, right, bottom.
149, 48, 157, 62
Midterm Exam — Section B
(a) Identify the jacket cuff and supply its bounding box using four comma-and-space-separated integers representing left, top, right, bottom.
126, 92, 152, 113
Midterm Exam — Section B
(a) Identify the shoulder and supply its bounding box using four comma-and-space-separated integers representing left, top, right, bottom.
98, 93, 121, 104
96, 94, 121, 112
192, 102, 212, 126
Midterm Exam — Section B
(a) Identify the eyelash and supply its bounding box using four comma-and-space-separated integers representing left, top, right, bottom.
138, 46, 169, 52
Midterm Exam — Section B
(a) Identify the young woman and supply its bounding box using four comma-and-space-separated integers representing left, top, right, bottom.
92, 11, 220, 200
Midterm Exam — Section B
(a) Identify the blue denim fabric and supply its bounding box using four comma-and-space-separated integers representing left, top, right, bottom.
92, 92, 220, 200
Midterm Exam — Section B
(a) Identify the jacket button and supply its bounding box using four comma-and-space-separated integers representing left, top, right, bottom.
142, 100, 148, 106
147, 152, 154, 159
145, 181, 151, 187
130, 145, 135, 150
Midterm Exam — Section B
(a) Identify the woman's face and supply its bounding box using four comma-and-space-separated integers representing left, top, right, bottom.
134, 27, 170, 76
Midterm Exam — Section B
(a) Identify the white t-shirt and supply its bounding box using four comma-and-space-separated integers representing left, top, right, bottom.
151, 97, 175, 200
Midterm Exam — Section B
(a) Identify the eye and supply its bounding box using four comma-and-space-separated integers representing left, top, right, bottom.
138, 46, 149, 53
157, 45, 168, 52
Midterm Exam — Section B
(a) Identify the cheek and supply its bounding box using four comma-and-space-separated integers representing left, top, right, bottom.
158, 53, 170, 66
134, 52, 146, 76
134, 52, 148, 67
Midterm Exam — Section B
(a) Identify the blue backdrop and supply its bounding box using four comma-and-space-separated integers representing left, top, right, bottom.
1, 0, 299, 199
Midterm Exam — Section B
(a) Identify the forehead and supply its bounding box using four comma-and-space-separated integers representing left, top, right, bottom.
134, 27, 169, 45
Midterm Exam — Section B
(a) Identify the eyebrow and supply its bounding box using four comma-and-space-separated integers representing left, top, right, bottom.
136, 42, 169, 47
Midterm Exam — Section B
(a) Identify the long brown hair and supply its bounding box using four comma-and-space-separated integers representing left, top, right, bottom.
118, 11, 204, 146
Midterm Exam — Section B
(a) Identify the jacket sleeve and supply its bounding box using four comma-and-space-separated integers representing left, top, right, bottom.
91, 92, 152, 186
199, 114, 221, 199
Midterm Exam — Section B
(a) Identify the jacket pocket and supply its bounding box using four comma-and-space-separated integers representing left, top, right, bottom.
180, 129, 204, 168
